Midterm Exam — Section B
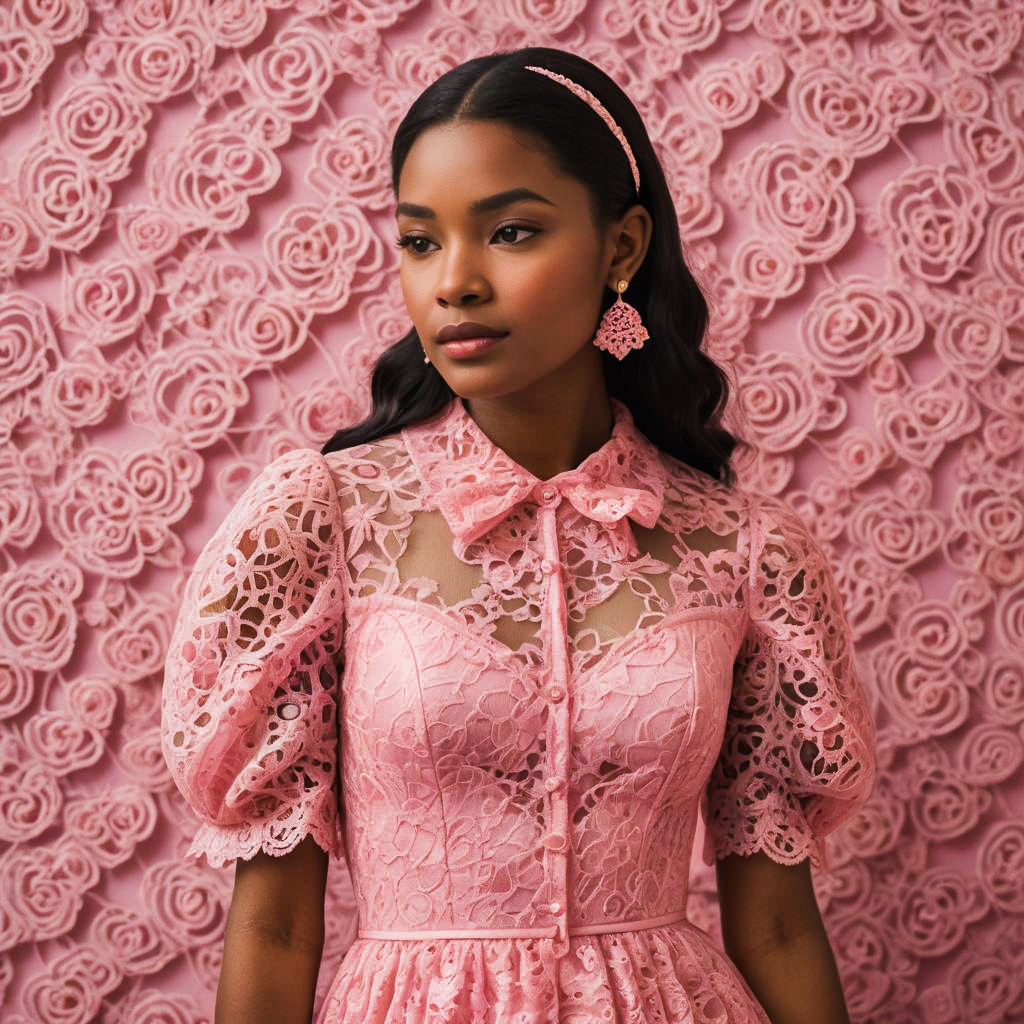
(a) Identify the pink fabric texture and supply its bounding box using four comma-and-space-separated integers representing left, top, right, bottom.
162, 395, 876, 1022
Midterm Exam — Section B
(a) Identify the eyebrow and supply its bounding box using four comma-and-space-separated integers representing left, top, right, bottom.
395, 187, 557, 220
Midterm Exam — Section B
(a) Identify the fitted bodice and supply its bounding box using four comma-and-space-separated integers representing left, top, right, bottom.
162, 395, 876, 971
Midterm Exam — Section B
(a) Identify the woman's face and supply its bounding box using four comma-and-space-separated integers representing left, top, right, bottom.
395, 119, 629, 401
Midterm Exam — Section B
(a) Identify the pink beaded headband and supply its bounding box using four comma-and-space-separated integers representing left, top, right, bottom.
523, 65, 641, 195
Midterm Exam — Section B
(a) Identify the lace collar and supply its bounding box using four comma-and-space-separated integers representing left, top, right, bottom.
403, 395, 667, 561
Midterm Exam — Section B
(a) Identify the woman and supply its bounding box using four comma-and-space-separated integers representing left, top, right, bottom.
162, 46, 876, 1023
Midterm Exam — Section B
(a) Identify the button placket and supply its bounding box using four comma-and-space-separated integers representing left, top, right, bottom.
536, 501, 570, 955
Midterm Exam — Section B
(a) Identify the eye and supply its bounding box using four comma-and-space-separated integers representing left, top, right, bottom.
393, 222, 541, 255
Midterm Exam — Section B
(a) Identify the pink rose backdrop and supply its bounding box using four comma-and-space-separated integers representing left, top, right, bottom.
1, 0, 1022, 1020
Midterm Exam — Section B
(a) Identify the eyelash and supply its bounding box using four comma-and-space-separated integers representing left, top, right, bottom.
393, 223, 541, 255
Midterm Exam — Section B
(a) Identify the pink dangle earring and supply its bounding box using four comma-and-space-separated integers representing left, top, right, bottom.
593, 278, 649, 360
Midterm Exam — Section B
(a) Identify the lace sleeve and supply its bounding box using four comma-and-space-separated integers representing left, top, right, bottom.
160, 448, 346, 869
703, 492, 877, 871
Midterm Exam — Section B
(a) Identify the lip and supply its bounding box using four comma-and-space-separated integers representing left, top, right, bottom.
439, 335, 507, 358
437, 321, 508, 343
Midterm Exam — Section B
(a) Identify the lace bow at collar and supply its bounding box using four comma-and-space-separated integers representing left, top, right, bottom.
403, 396, 667, 561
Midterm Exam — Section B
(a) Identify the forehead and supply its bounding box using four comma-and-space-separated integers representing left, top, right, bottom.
397, 120, 567, 202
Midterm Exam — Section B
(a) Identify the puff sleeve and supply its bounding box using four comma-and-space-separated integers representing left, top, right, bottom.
703, 492, 877, 870
161, 448, 346, 869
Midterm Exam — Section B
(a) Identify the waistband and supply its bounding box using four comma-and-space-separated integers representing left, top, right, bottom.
357, 908, 691, 941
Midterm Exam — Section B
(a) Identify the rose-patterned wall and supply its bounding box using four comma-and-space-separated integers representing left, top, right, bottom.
0, 0, 1022, 1021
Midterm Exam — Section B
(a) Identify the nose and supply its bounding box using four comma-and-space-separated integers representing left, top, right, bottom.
434, 244, 490, 307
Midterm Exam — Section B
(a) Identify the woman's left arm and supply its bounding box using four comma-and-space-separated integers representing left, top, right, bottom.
716, 850, 851, 1024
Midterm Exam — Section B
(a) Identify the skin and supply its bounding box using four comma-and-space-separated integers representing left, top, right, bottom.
216, 119, 852, 1023
395, 119, 650, 479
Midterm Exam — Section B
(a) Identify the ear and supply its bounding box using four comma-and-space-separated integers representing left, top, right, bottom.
606, 204, 652, 287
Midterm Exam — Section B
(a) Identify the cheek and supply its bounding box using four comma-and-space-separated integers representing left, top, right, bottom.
508, 255, 598, 324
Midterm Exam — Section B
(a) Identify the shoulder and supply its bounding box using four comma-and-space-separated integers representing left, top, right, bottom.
655, 449, 751, 537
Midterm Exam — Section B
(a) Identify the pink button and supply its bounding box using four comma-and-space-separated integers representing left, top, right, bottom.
543, 832, 567, 852
549, 901, 562, 914
547, 686, 564, 703
279, 702, 300, 720
534, 483, 560, 506
544, 776, 562, 792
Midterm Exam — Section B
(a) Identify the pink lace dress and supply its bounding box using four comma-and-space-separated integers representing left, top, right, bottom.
161, 395, 876, 1023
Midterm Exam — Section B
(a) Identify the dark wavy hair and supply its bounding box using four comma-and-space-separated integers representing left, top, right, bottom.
321, 46, 738, 485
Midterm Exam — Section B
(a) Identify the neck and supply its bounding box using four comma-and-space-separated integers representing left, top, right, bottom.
461, 385, 614, 482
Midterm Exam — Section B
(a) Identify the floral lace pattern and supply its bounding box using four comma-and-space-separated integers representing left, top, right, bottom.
162, 396, 875, 1022
2, 0, 1021, 1019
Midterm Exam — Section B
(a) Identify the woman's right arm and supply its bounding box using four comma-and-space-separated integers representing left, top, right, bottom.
216, 835, 330, 1024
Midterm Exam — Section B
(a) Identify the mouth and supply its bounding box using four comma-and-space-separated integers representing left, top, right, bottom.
438, 334, 509, 358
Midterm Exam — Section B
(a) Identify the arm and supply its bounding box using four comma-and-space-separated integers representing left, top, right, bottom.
215, 835, 330, 1024
716, 851, 850, 1024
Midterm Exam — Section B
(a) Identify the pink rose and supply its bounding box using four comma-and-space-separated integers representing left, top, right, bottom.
63, 258, 157, 343
45, 360, 113, 428
121, 725, 176, 790
995, 579, 1024, 651
0, 199, 47, 277
953, 483, 1024, 551
138, 345, 248, 447
308, 114, 390, 204
249, 26, 334, 122
982, 657, 1024, 723
0, 662, 34, 720
956, 724, 1023, 786
734, 350, 844, 452
0, 291, 54, 403
0, 12, 53, 117
843, 782, 905, 858
2, 836, 99, 940
120, 0, 189, 33
790, 66, 887, 157
985, 201, 1024, 287
633, 0, 721, 73
151, 125, 280, 232
23, 710, 104, 775
977, 822, 1024, 913
910, 770, 990, 841
98, 604, 172, 680
933, 300, 1006, 379
693, 59, 760, 128
895, 869, 987, 957
19, 145, 110, 252
141, 860, 228, 949
935, 2, 1022, 74
14, 0, 89, 44
88, 905, 175, 975
731, 237, 803, 300
877, 164, 988, 283
800, 275, 925, 377
19, 944, 119, 1024
265, 201, 382, 313
660, 164, 717, 243
118, 205, 180, 261
875, 369, 981, 467
50, 81, 150, 181
742, 141, 855, 261
895, 599, 968, 667
0, 735, 62, 842
948, 116, 1023, 202
65, 784, 157, 868
0, 562, 82, 671
949, 952, 1019, 1023
205, 0, 267, 48
121, 990, 207, 1022
849, 493, 944, 569
67, 676, 119, 729
656, 107, 722, 168
224, 295, 307, 370
118, 31, 193, 101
